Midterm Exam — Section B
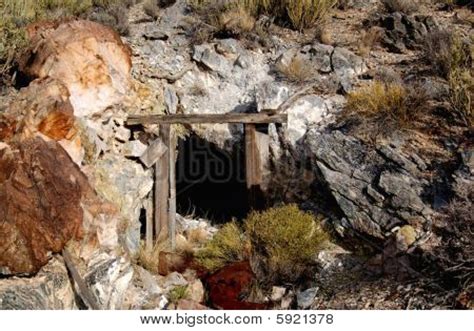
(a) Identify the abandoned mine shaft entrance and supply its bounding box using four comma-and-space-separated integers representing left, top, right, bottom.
126, 112, 287, 248
176, 134, 249, 223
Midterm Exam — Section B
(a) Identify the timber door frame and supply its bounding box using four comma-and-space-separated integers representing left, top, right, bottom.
127, 112, 288, 250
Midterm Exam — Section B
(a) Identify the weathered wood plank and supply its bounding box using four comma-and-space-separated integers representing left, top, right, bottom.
168, 127, 177, 251
140, 138, 168, 168
127, 112, 287, 125
155, 124, 170, 240
245, 124, 262, 188
245, 124, 269, 209
144, 197, 153, 252
255, 130, 270, 186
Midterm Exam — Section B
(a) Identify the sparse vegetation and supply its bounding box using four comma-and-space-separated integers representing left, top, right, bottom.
423, 29, 473, 125
137, 239, 170, 274
276, 56, 313, 83
217, 5, 255, 36
188, 0, 337, 31
195, 222, 247, 272
381, 0, 420, 14
345, 81, 428, 130
196, 205, 328, 284
0, 0, 135, 83
168, 285, 189, 303
357, 27, 383, 57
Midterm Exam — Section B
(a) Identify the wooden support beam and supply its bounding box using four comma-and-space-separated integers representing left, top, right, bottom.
145, 197, 153, 252
127, 112, 287, 125
245, 124, 260, 189
155, 124, 170, 240
168, 127, 177, 251
245, 124, 269, 210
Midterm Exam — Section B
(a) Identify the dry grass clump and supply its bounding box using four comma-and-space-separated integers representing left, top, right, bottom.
381, 0, 420, 14
345, 81, 428, 129
276, 56, 313, 83
217, 6, 256, 36
188, 0, 337, 31
196, 204, 329, 284
137, 239, 170, 274
357, 27, 384, 57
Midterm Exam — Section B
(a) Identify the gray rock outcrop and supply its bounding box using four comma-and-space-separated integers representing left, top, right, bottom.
304, 130, 433, 242
0, 256, 77, 309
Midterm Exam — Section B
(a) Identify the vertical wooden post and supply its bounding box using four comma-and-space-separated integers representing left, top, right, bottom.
155, 124, 170, 240
168, 126, 177, 251
245, 124, 263, 209
145, 196, 153, 252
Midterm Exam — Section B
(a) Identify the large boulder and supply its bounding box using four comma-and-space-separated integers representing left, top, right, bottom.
0, 138, 92, 275
19, 20, 132, 117
304, 130, 433, 244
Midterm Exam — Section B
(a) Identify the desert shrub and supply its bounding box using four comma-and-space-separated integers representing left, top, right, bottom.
217, 5, 255, 35
284, 0, 337, 30
381, 0, 420, 14
245, 204, 328, 283
188, 0, 337, 31
345, 81, 428, 129
196, 204, 328, 284
357, 26, 384, 57
431, 180, 474, 305
423, 29, 472, 79
423, 30, 473, 124
168, 285, 189, 303
195, 222, 247, 272
449, 67, 473, 125
276, 56, 313, 83
87, 2, 132, 35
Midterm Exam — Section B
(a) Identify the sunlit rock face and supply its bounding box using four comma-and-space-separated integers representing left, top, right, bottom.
20, 20, 132, 117
0, 138, 90, 275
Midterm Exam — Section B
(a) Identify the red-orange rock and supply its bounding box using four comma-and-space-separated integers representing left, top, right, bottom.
19, 20, 132, 117
206, 261, 268, 310
0, 138, 92, 275
0, 78, 76, 142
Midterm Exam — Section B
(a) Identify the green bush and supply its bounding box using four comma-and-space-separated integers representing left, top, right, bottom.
195, 222, 247, 272
196, 205, 329, 284
168, 285, 189, 303
245, 204, 328, 283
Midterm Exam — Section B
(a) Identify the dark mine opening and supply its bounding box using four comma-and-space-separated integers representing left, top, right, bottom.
176, 133, 249, 223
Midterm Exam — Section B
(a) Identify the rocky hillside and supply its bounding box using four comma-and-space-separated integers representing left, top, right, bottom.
0, 0, 472, 310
